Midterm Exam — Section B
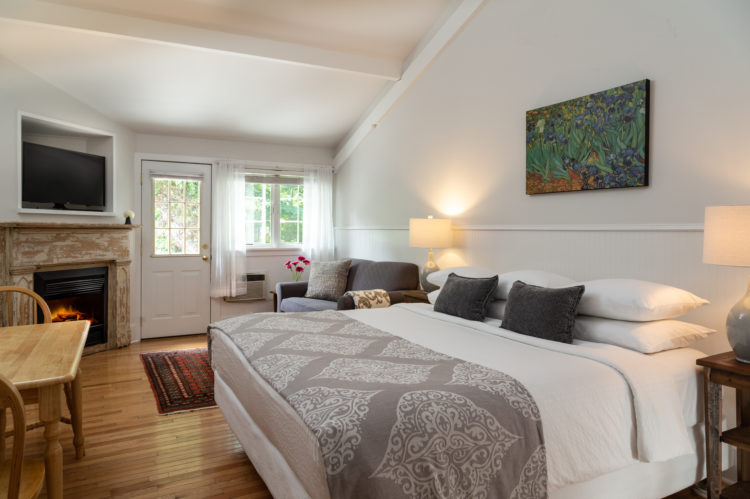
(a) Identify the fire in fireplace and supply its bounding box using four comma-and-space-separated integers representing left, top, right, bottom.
34, 267, 108, 346
50, 300, 100, 324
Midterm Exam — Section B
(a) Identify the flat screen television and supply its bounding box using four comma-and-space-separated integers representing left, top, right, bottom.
22, 142, 106, 212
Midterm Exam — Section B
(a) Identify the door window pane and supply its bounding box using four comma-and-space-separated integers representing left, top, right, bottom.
170, 229, 185, 254
185, 180, 200, 202
169, 180, 185, 202
155, 229, 169, 255
153, 177, 201, 255
154, 179, 169, 203
154, 203, 169, 229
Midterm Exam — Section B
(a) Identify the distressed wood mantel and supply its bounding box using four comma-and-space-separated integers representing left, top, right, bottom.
0, 222, 139, 351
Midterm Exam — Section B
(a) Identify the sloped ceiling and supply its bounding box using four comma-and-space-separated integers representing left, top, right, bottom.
0, 0, 457, 149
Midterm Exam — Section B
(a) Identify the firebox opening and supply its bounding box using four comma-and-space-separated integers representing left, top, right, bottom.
49, 295, 101, 324
34, 266, 108, 347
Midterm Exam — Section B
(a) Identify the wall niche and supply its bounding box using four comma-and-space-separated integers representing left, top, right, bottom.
18, 111, 116, 216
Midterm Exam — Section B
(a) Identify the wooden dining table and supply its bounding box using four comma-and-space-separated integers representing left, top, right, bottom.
0, 320, 89, 499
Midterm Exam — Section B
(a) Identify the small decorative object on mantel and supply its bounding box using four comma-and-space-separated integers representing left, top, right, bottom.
703, 205, 750, 363
409, 216, 452, 292
526, 79, 649, 194
285, 255, 310, 281
123, 209, 135, 225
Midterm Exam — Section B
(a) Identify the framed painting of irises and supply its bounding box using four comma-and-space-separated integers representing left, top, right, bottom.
526, 79, 649, 194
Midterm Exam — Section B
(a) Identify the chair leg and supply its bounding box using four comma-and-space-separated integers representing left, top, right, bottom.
0, 407, 5, 464
65, 368, 84, 459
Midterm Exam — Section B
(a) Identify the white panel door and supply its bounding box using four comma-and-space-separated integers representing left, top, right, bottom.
141, 160, 211, 338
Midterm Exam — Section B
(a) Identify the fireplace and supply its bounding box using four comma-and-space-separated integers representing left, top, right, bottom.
34, 267, 108, 347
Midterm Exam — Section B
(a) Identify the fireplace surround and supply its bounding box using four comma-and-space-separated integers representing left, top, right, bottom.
0, 222, 136, 351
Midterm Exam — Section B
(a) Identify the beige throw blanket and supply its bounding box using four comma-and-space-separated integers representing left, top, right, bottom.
344, 289, 391, 309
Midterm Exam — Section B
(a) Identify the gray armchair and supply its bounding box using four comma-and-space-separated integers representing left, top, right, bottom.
275, 258, 419, 313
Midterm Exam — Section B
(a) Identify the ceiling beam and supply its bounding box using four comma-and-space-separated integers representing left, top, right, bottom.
334, 0, 486, 168
0, 0, 401, 80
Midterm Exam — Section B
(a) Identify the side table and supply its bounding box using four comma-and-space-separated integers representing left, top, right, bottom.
697, 352, 750, 498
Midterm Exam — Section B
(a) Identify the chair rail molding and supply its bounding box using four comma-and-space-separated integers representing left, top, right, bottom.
334, 223, 704, 232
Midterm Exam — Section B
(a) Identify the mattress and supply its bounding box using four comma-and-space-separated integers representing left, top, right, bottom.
210, 304, 707, 497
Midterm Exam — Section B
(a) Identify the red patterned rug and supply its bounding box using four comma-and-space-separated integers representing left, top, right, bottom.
141, 348, 216, 415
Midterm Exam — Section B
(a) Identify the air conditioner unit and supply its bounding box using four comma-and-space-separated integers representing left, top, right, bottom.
223, 273, 265, 302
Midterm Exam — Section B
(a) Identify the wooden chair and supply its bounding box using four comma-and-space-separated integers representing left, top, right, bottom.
0, 286, 85, 460
0, 373, 45, 499
0, 287, 51, 327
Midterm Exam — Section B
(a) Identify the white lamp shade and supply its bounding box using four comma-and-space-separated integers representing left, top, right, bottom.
409, 218, 452, 248
703, 205, 750, 267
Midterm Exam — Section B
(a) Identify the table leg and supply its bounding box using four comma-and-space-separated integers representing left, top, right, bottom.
704, 368, 722, 499
40, 384, 63, 499
71, 369, 84, 459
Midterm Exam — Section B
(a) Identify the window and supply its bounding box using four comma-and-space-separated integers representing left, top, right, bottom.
244, 175, 303, 247
153, 177, 201, 255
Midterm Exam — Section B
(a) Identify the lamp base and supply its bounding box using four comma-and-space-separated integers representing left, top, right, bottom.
420, 248, 440, 293
727, 279, 750, 363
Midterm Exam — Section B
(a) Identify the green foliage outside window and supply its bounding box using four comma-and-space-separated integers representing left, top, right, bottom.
244, 179, 303, 247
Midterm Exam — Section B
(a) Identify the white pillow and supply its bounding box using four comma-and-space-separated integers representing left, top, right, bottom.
427, 289, 441, 304
573, 316, 715, 353
494, 270, 576, 299
576, 279, 709, 321
426, 266, 497, 287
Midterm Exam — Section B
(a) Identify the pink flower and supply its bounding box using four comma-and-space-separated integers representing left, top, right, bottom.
295, 266, 304, 272
298, 256, 305, 261
303, 260, 310, 265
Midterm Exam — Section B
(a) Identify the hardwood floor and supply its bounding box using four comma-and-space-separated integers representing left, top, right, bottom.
14, 334, 702, 498
22, 334, 272, 498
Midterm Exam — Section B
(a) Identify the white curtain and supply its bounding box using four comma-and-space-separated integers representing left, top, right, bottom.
210, 161, 247, 297
303, 165, 334, 261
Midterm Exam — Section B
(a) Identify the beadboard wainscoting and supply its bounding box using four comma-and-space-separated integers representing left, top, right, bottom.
335, 224, 745, 355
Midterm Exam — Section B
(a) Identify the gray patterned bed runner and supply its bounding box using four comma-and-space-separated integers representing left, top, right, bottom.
212, 310, 547, 499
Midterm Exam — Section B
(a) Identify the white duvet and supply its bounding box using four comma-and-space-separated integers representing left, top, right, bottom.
342, 304, 696, 491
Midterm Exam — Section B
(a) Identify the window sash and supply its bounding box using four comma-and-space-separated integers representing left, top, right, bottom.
245, 175, 303, 248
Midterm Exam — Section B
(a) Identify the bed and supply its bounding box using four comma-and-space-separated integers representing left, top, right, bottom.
209, 303, 713, 499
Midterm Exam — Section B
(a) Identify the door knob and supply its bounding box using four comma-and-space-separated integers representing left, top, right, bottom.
202, 255, 208, 261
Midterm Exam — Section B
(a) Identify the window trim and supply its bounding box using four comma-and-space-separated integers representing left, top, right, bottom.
244, 174, 303, 249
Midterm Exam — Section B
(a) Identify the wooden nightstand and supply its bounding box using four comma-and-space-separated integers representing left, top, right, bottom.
697, 352, 750, 498
402, 290, 430, 304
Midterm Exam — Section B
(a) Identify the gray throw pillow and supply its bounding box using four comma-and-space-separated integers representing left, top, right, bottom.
502, 280, 585, 343
305, 260, 352, 301
433, 273, 499, 321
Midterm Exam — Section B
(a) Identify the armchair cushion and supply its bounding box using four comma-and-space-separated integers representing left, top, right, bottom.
275, 281, 308, 311
347, 260, 419, 291
279, 297, 338, 313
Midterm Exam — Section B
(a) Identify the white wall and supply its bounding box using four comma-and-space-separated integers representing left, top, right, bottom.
0, 54, 140, 343
135, 133, 332, 166
0, 55, 135, 222
334, 0, 750, 353
134, 133, 332, 326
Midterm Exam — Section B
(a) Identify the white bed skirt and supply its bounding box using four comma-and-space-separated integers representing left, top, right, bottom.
216, 372, 719, 499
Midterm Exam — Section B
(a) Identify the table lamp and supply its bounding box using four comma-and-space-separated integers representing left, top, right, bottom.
409, 216, 452, 292
703, 205, 750, 363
